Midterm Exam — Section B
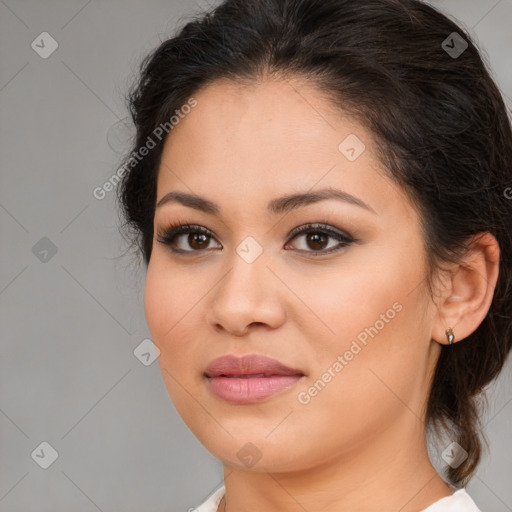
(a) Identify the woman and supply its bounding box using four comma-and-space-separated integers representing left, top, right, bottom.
116, 0, 512, 510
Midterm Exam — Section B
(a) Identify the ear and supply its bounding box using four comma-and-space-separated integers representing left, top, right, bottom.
431, 232, 500, 345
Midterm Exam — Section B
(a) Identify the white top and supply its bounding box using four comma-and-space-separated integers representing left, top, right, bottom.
192, 485, 481, 512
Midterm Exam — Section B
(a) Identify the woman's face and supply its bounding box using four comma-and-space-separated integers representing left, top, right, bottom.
144, 77, 443, 472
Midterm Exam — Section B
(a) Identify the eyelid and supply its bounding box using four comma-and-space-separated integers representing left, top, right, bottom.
286, 222, 355, 243
156, 220, 357, 256
156, 223, 220, 253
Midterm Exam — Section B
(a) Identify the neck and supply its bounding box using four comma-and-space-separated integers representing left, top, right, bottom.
218, 417, 453, 512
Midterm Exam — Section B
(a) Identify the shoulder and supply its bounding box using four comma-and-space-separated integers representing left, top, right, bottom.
420, 488, 482, 512
191, 485, 225, 512
189, 485, 480, 512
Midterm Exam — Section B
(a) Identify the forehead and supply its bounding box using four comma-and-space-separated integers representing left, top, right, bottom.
161, 77, 351, 163
156, 77, 414, 222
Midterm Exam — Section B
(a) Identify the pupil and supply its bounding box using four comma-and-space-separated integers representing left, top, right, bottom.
308, 233, 327, 250
190, 233, 208, 250
185, 232, 329, 251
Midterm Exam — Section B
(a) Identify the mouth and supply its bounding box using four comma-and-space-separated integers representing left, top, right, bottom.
206, 372, 304, 378
204, 373, 306, 404
203, 353, 306, 404
204, 353, 305, 378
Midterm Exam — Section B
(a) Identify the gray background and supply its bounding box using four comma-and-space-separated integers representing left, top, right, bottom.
1, 0, 511, 511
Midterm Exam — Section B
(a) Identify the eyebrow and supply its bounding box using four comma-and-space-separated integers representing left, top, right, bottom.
156, 187, 377, 216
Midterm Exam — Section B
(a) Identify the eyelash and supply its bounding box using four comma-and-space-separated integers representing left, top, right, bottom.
156, 221, 356, 257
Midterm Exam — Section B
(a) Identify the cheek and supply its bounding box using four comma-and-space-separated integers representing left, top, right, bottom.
144, 261, 204, 416
324, 222, 428, 353
144, 263, 169, 343
144, 259, 197, 362
290, 300, 429, 460
300, 243, 430, 412
301, 250, 413, 354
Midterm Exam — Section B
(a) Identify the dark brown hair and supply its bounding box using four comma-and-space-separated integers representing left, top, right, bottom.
116, 0, 512, 486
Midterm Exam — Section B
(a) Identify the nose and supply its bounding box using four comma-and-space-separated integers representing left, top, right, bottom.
205, 252, 286, 336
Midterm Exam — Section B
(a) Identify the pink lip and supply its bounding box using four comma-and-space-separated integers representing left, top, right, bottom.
204, 354, 305, 404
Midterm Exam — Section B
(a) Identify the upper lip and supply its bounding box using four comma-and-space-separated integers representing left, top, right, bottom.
204, 354, 305, 378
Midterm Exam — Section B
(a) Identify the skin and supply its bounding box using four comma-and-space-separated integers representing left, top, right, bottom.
144, 76, 500, 512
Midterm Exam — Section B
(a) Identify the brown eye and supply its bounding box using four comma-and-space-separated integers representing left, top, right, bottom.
303, 232, 330, 251
286, 223, 354, 256
156, 224, 220, 253
186, 232, 211, 251
157, 222, 355, 257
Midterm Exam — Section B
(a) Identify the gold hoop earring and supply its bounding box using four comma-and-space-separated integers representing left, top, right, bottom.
446, 327, 455, 345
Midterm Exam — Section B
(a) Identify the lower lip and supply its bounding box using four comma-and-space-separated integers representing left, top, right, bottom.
206, 374, 304, 404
